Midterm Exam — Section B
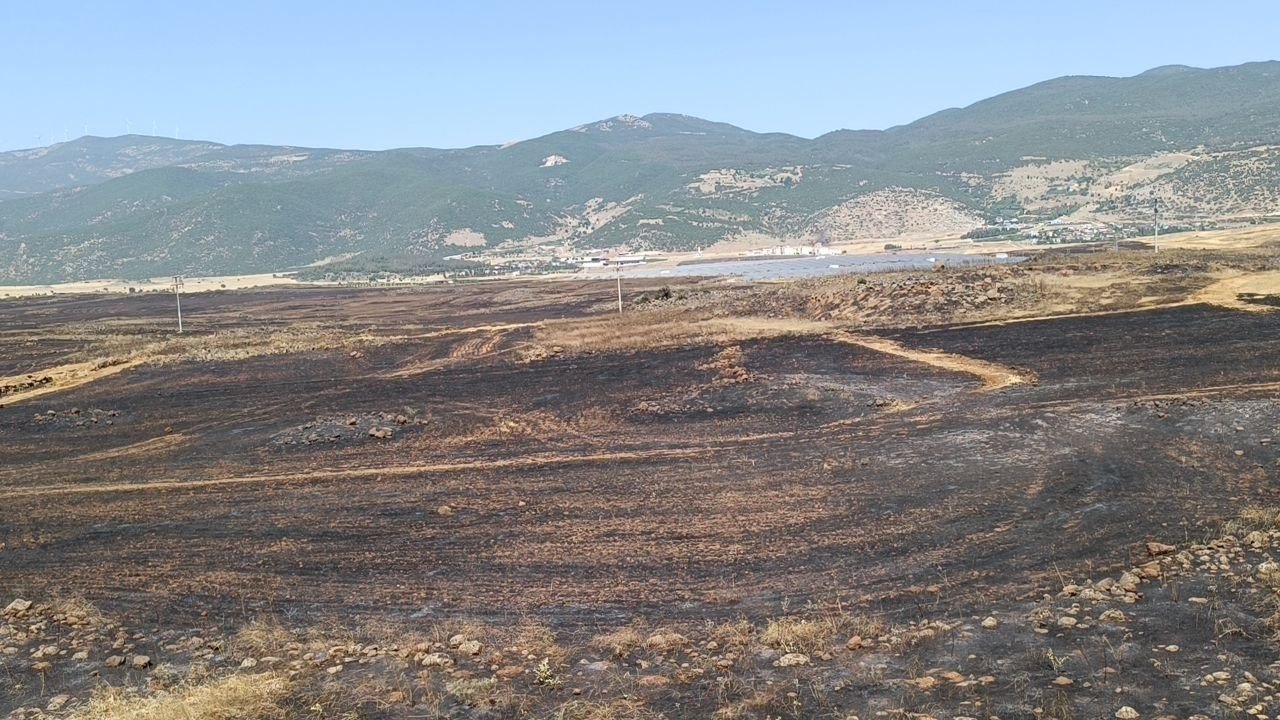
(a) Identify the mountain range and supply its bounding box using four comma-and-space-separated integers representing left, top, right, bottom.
3, 61, 1280, 283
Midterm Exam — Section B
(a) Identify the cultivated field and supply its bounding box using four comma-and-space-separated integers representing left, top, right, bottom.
3, 242, 1280, 719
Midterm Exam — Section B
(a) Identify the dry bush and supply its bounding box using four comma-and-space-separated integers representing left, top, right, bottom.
68, 672, 291, 720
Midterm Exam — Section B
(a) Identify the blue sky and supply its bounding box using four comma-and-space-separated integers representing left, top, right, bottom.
3, 1, 1278, 152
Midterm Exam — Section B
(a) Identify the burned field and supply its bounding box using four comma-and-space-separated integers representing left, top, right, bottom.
2, 276, 1280, 719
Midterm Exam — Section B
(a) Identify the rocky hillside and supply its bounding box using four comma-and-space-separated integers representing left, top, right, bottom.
2, 62, 1280, 283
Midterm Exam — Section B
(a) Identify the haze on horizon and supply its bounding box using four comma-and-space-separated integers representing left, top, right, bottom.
3, 0, 1280, 153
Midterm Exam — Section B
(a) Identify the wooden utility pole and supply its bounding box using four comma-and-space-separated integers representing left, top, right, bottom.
1152, 198, 1160, 253
615, 264, 623, 314
172, 275, 184, 332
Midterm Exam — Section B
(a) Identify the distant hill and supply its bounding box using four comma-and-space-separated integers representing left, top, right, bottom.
2, 61, 1279, 283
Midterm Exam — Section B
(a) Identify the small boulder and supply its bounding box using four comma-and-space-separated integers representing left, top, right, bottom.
981, 616, 999, 629
774, 652, 810, 668
421, 652, 454, 668
130, 655, 151, 669
105, 655, 126, 668
1146, 542, 1176, 557
1115, 707, 1139, 719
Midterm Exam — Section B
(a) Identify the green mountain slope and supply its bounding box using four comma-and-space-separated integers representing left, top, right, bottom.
2, 61, 1279, 283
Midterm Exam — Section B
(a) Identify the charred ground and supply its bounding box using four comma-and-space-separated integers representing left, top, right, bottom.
2, 253, 1280, 719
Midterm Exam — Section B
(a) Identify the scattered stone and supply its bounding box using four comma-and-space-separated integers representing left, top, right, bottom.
4, 598, 33, 613
1057, 616, 1078, 628
421, 652, 454, 668
495, 665, 524, 679
981, 616, 999, 629
645, 631, 688, 652
436, 505, 455, 517
105, 655, 126, 668
130, 654, 151, 669
637, 674, 670, 688
1115, 706, 1139, 719
1099, 609, 1127, 624
774, 652, 810, 668
1146, 542, 1176, 557
909, 675, 939, 690
46, 695, 69, 712
1053, 676, 1074, 686
240, 657, 258, 669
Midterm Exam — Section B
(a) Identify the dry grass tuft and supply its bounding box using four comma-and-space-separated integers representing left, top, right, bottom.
446, 677, 515, 709
229, 619, 294, 659
707, 618, 757, 649
759, 616, 837, 654
759, 612, 884, 654
67, 672, 291, 720
712, 688, 782, 720
591, 625, 647, 657
515, 623, 569, 665
550, 698, 662, 720
1225, 506, 1280, 536
50, 596, 107, 626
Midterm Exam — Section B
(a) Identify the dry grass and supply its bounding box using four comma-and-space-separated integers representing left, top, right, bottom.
75, 325, 387, 370
549, 699, 662, 720
445, 677, 517, 710
712, 688, 782, 720
1224, 506, 1280, 536
228, 619, 294, 659
67, 672, 291, 720
523, 311, 828, 358
514, 623, 569, 665
455, 408, 620, 446
591, 625, 647, 657
759, 612, 886, 654
50, 596, 107, 626
707, 618, 757, 649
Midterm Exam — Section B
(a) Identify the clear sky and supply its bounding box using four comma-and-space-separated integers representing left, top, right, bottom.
3, 0, 1278, 152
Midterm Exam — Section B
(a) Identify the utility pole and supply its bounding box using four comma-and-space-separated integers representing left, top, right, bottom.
172, 275, 184, 333
1152, 197, 1160, 253
615, 263, 623, 315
